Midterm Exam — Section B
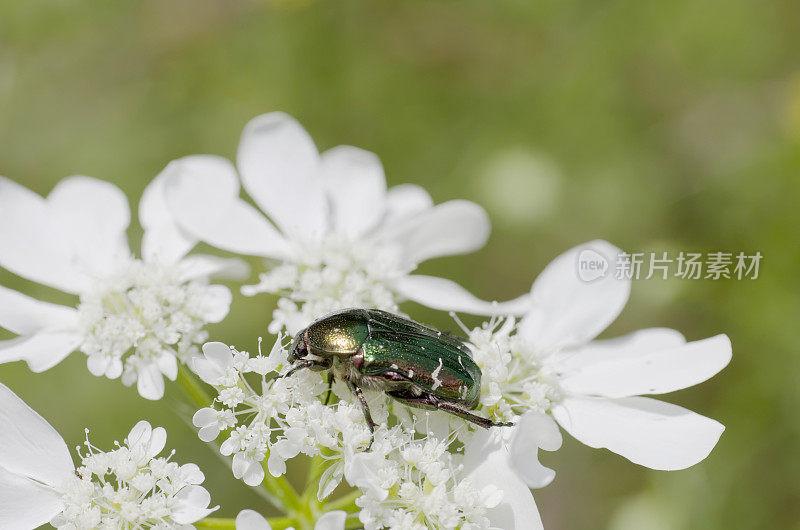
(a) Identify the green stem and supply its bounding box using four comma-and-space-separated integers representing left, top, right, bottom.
176, 363, 213, 408
261, 459, 303, 512
264, 516, 299, 530
195, 516, 299, 529
301, 454, 326, 506
325, 489, 361, 512
344, 513, 364, 530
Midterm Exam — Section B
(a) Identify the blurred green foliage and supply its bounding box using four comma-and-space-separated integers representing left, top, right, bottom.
1, 0, 799, 528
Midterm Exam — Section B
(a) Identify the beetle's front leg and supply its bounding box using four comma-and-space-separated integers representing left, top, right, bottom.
347, 380, 376, 451
281, 357, 332, 379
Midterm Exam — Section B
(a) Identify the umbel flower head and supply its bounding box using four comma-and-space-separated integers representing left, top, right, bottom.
460, 239, 732, 480
0, 173, 246, 399
163, 112, 528, 335
191, 340, 551, 529
0, 383, 216, 529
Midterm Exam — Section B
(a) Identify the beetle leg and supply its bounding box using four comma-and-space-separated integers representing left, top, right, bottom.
347, 381, 376, 450
388, 391, 513, 429
281, 359, 318, 378
280, 357, 332, 380
323, 373, 334, 405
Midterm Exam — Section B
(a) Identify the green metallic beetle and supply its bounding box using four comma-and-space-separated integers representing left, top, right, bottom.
285, 308, 511, 447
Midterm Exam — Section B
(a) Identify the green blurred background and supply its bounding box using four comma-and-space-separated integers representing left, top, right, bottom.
1, 0, 799, 528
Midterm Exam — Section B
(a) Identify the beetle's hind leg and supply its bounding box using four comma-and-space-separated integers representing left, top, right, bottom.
388, 391, 513, 429
347, 381, 377, 450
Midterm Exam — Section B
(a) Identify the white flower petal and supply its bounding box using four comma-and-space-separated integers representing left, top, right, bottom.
193, 408, 218, 428
198, 284, 233, 324
0, 383, 74, 487
316, 461, 343, 501
315, 510, 347, 530
192, 357, 224, 386
237, 112, 327, 240
201, 342, 234, 371
518, 240, 630, 350
509, 412, 562, 489
171, 484, 217, 524
343, 450, 389, 501
0, 465, 65, 530
147, 427, 168, 460
321, 145, 386, 238
164, 154, 289, 258
552, 396, 725, 470
0, 285, 77, 335
377, 199, 490, 266
558, 333, 731, 398
552, 328, 686, 367
178, 255, 250, 282
127, 420, 153, 450
267, 453, 286, 478
87, 353, 110, 377
380, 183, 433, 226
158, 353, 179, 382
235, 509, 271, 530
0, 176, 90, 293
137, 364, 166, 400
242, 460, 265, 486
463, 429, 544, 530
0, 330, 82, 372
392, 274, 531, 315
198, 424, 221, 443
181, 463, 205, 485
140, 163, 197, 263
47, 176, 131, 276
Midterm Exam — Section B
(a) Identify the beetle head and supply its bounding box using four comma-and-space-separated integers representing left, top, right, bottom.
287, 330, 309, 364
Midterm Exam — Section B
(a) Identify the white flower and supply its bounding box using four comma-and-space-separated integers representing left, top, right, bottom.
464, 240, 732, 472
459, 412, 562, 530
192, 340, 374, 489
0, 382, 216, 529
0, 172, 246, 399
163, 112, 528, 334
346, 434, 506, 530
193, 339, 526, 529
235, 508, 346, 530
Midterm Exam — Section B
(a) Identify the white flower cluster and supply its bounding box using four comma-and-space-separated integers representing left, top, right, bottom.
352, 435, 502, 530
458, 240, 733, 475
163, 112, 528, 337
192, 341, 507, 529
54, 422, 214, 529
0, 172, 240, 400
193, 340, 380, 489
245, 236, 403, 335
0, 383, 215, 530
462, 315, 560, 422
78, 261, 217, 398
